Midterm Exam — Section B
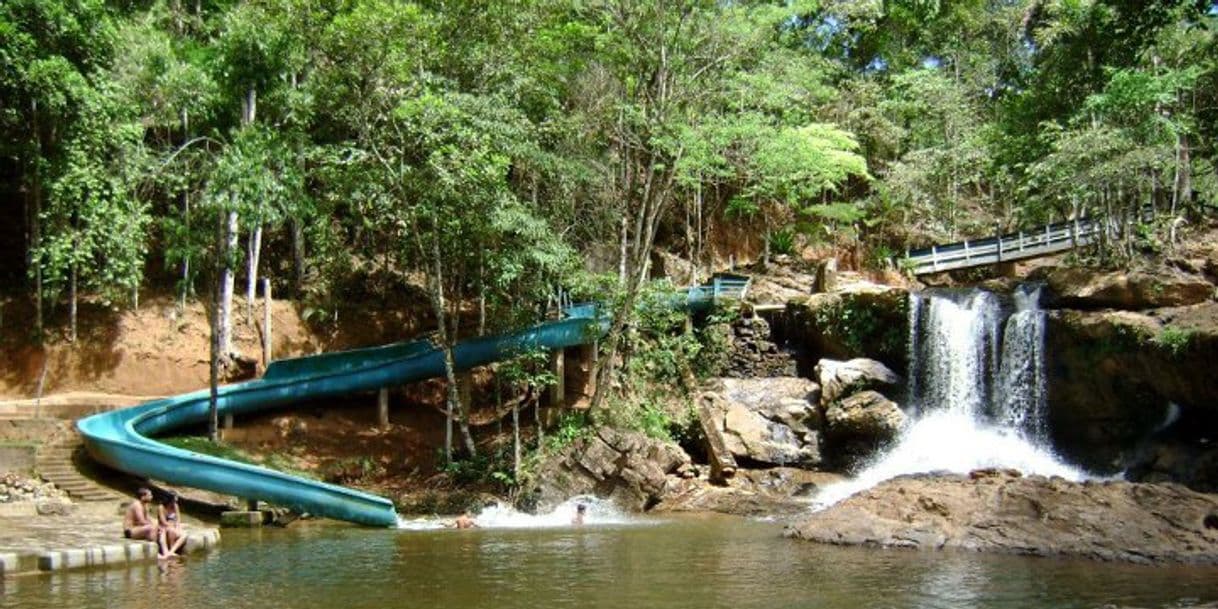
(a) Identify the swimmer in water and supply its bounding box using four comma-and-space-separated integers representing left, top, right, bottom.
451, 512, 478, 529
572, 503, 587, 525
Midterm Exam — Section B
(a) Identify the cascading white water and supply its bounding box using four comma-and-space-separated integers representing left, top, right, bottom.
813, 285, 1084, 509
396, 496, 644, 530
994, 286, 1049, 442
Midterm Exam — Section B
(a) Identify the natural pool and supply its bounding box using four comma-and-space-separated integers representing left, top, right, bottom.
4, 513, 1218, 609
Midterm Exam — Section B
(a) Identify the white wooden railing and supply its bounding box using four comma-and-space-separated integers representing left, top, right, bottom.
900, 208, 1153, 276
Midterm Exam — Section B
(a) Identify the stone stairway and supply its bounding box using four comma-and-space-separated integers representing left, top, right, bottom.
34, 426, 126, 503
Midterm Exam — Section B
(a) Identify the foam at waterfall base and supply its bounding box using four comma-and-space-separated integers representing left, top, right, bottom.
811, 410, 1088, 510
396, 496, 643, 530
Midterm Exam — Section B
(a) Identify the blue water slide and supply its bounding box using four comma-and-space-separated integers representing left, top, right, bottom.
77, 282, 741, 527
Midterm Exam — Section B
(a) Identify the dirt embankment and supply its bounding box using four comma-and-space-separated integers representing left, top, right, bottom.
0, 294, 433, 399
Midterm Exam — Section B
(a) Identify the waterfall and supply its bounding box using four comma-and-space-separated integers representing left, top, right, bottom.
813, 285, 1084, 509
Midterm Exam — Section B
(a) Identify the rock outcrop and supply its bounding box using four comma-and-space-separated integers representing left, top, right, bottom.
657, 468, 845, 516
721, 314, 797, 378
1046, 267, 1214, 310
787, 469, 1218, 565
705, 377, 821, 467
822, 390, 906, 469
526, 427, 693, 512
787, 285, 909, 372
815, 358, 901, 406
1045, 303, 1218, 475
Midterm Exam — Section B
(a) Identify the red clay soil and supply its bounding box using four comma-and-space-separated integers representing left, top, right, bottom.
1, 291, 593, 489
0, 293, 435, 399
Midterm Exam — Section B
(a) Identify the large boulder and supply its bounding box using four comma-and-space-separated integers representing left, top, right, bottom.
1046, 267, 1214, 310
822, 390, 906, 470
1045, 304, 1218, 476
650, 249, 697, 286
815, 358, 901, 406
526, 427, 692, 512
786, 469, 1218, 565
707, 378, 822, 467
787, 285, 910, 371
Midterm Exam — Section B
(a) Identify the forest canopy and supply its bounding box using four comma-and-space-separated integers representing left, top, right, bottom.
2, 0, 1216, 343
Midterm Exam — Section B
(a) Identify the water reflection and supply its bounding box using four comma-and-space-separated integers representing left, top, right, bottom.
4, 516, 1217, 609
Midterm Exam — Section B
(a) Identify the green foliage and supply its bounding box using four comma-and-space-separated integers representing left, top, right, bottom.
811, 294, 908, 361
769, 228, 797, 256
1155, 326, 1194, 357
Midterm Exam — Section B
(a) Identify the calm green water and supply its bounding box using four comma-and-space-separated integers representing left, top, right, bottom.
4, 514, 1217, 609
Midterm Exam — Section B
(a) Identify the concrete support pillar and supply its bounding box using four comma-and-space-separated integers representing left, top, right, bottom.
548, 348, 565, 409
377, 387, 389, 428
223, 413, 233, 431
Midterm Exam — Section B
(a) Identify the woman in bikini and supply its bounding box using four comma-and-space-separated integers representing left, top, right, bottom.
158, 493, 187, 557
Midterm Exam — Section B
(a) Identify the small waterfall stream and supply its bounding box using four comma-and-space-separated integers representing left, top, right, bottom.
814, 284, 1084, 508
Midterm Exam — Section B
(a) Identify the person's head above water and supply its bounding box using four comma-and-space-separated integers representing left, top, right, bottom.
576, 503, 587, 514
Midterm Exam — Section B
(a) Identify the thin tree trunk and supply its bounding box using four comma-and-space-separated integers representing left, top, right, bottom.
292, 219, 305, 295
218, 208, 238, 356
209, 208, 223, 443
763, 221, 771, 268
246, 222, 262, 319
477, 252, 486, 337
533, 389, 543, 451
512, 395, 520, 478
619, 216, 628, 283
69, 260, 77, 343
180, 108, 192, 310
31, 99, 43, 342
426, 238, 476, 460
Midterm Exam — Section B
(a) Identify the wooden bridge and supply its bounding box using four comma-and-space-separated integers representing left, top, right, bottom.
899, 209, 1149, 276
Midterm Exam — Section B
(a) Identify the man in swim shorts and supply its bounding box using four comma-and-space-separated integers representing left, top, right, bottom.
124, 487, 166, 556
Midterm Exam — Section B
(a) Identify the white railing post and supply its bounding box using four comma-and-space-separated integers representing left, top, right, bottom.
996, 234, 1003, 262
931, 245, 939, 272
1019, 230, 1025, 252
964, 240, 970, 262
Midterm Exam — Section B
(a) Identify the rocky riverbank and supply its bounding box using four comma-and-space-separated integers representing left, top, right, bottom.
785, 469, 1218, 565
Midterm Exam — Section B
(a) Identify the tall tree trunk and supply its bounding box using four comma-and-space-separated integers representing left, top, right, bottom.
218, 207, 238, 356
69, 260, 77, 343
533, 388, 543, 451
619, 216, 628, 283
180, 108, 192, 310
426, 238, 475, 460
1173, 132, 1192, 217
763, 221, 771, 268
209, 207, 223, 443
512, 394, 520, 478
31, 99, 43, 342
292, 219, 305, 295
246, 222, 263, 319
477, 252, 486, 337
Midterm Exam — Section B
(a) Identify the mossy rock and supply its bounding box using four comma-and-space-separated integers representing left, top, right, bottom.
787, 286, 909, 372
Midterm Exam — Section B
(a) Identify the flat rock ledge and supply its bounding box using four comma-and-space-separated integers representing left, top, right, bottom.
785, 470, 1218, 565
1, 529, 220, 577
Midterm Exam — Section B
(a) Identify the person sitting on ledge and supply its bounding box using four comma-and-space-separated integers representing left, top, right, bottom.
159, 493, 187, 558
124, 487, 167, 557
